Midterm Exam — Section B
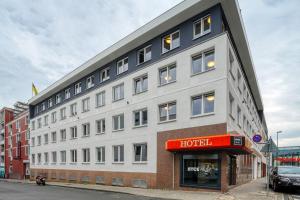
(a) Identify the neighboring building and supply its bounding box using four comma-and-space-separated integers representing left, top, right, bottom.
0, 107, 14, 178
274, 146, 300, 166
5, 109, 30, 179
28, 0, 268, 192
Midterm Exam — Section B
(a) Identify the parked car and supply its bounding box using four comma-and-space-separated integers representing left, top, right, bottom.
270, 166, 300, 191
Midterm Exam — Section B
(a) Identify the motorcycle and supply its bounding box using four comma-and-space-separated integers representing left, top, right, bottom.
36, 175, 46, 186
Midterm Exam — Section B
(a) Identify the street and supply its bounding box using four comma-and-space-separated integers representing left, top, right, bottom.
282, 189, 300, 200
0, 182, 168, 200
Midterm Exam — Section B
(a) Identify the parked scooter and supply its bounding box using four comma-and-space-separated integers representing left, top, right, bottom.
36, 175, 46, 186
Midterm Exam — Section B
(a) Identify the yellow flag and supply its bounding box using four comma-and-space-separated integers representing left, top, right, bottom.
32, 83, 38, 96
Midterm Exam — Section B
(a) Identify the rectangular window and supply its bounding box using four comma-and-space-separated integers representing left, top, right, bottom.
44, 115, 48, 126
96, 147, 105, 163
237, 70, 242, 93
134, 143, 147, 162
37, 136, 41, 146
134, 75, 148, 94
229, 93, 234, 119
113, 145, 124, 163
137, 45, 152, 64
37, 153, 41, 164
82, 148, 90, 163
70, 126, 77, 139
159, 102, 176, 122
48, 99, 53, 108
82, 123, 90, 137
44, 152, 49, 164
51, 112, 56, 123
51, 131, 57, 143
96, 119, 105, 134
86, 75, 95, 89
60, 129, 66, 141
112, 114, 124, 131
96, 91, 105, 107
42, 102, 45, 111
117, 57, 128, 75
31, 137, 35, 147
159, 64, 176, 85
82, 98, 90, 112
229, 51, 235, 80
191, 92, 215, 116
60, 108, 66, 120
193, 15, 211, 38
65, 88, 71, 100
60, 151, 66, 163
37, 118, 42, 128
70, 149, 77, 163
44, 133, 48, 144
133, 109, 148, 127
100, 67, 110, 82
75, 82, 82, 95
113, 83, 124, 101
31, 121, 35, 130
237, 106, 242, 127
162, 30, 180, 53
31, 154, 35, 165
56, 94, 61, 104
52, 151, 57, 164
70, 103, 77, 116
192, 50, 215, 74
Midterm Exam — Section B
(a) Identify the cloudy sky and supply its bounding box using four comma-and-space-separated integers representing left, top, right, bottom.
0, 0, 299, 146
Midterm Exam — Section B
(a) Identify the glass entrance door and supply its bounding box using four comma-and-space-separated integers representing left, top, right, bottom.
181, 154, 220, 188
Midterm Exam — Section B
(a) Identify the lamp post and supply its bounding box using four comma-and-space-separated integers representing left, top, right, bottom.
276, 131, 282, 166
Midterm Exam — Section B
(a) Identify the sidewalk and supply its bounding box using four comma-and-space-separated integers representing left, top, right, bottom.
0, 178, 283, 200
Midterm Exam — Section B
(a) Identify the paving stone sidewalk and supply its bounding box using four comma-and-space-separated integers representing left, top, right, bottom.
0, 178, 283, 200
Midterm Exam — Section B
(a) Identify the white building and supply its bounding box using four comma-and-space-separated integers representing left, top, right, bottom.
28, 0, 268, 192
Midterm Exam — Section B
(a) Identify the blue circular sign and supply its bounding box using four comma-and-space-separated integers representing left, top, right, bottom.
253, 134, 262, 143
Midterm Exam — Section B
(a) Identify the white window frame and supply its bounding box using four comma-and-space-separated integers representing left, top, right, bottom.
44, 115, 48, 126
60, 107, 66, 120
70, 103, 77, 116
44, 133, 48, 144
60, 150, 66, 164
112, 83, 124, 102
37, 136, 41, 146
65, 88, 71, 100
133, 108, 148, 127
82, 98, 90, 112
70, 149, 77, 163
96, 91, 105, 107
75, 82, 82, 95
112, 114, 124, 131
86, 75, 95, 89
193, 15, 212, 39
162, 30, 180, 53
44, 152, 49, 164
51, 151, 57, 164
133, 143, 147, 163
159, 64, 176, 86
42, 102, 45, 111
60, 129, 66, 141
70, 126, 77, 139
96, 119, 105, 134
133, 74, 148, 94
82, 148, 90, 163
191, 92, 215, 117
51, 131, 57, 143
37, 118, 42, 128
51, 112, 57, 123
100, 67, 110, 82
56, 94, 61, 104
158, 101, 177, 122
82, 123, 90, 137
112, 145, 124, 163
48, 98, 53, 108
137, 45, 152, 64
117, 57, 128, 75
191, 49, 215, 75
95, 146, 105, 163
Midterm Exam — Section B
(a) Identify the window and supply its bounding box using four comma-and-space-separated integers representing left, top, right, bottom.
60, 107, 66, 120
70, 126, 77, 139
96, 147, 105, 163
51, 132, 57, 143
133, 109, 147, 127
35, 106, 39, 115
70, 149, 77, 163
96, 91, 105, 107
60, 151, 66, 163
56, 94, 61, 104
229, 93, 234, 119
82, 98, 90, 112
138, 45, 151, 64
237, 106, 242, 127
37, 118, 42, 128
75, 82, 82, 95
162, 30, 180, 53
60, 129, 66, 141
37, 153, 41, 164
48, 99, 53, 108
44, 152, 49, 164
82, 148, 90, 163
112, 114, 124, 131
113, 145, 124, 163
52, 151, 57, 164
100, 67, 110, 82
86, 76, 95, 89
16, 133, 21, 143
117, 57, 128, 75
237, 70, 242, 93
51, 112, 57, 123
42, 102, 45, 111
37, 136, 41, 146
31, 121, 35, 130
31, 154, 35, 165
192, 50, 215, 74
44, 134, 48, 144
70, 103, 77, 116
31, 137, 35, 147
134, 143, 147, 162
113, 83, 124, 101
134, 75, 148, 94
159, 64, 176, 85
25, 146, 29, 156
193, 15, 211, 38
82, 123, 90, 137
159, 102, 176, 122
229, 51, 235, 79
65, 88, 71, 100
96, 119, 105, 134
44, 115, 48, 126
191, 92, 215, 116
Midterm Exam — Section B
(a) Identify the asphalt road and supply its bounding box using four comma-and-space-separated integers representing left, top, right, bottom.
0, 181, 168, 200
281, 188, 300, 200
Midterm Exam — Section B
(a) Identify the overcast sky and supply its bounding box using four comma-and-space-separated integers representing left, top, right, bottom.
0, 0, 299, 146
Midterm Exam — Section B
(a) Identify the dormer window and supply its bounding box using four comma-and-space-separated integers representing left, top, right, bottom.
117, 57, 128, 75
48, 99, 53, 108
86, 76, 95, 89
56, 94, 61, 104
100, 67, 110, 82
162, 30, 180, 53
137, 45, 152, 64
75, 82, 81, 95
193, 15, 211, 39
41, 102, 45, 111
65, 88, 71, 100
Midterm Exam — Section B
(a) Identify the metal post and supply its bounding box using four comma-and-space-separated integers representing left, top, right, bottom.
266, 139, 270, 196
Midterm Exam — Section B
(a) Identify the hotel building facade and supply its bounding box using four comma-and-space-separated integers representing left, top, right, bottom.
28, 0, 268, 192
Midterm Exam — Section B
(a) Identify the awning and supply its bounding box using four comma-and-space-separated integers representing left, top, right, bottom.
165, 134, 252, 154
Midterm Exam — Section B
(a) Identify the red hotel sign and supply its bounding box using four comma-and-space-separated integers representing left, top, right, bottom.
165, 134, 246, 151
